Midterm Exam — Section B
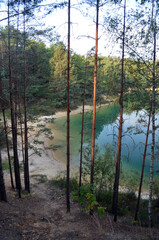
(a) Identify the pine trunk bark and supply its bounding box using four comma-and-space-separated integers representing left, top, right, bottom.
18, 104, 25, 166
8, 1, 21, 198
0, 73, 14, 189
135, 109, 151, 221
23, 6, 30, 193
2, 109, 15, 189
148, 1, 156, 228
112, 0, 126, 222
66, 0, 71, 213
79, 60, 87, 190
90, 0, 99, 185
0, 146, 7, 202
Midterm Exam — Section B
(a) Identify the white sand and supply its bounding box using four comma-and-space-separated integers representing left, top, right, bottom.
2, 101, 115, 181
28, 102, 113, 179
2, 101, 150, 198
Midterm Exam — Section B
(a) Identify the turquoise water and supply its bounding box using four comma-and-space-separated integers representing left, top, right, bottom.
52, 104, 159, 177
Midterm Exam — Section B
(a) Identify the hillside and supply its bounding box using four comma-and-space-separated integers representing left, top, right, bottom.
0, 174, 159, 240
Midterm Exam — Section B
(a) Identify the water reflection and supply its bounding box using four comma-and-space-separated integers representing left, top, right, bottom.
52, 104, 159, 176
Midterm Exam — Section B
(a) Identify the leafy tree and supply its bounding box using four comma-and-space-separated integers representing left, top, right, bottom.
49, 42, 68, 107
83, 145, 115, 192
26, 40, 51, 103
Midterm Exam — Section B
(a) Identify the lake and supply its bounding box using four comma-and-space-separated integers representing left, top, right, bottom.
51, 104, 159, 178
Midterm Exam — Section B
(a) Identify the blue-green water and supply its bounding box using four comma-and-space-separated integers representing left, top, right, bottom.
52, 104, 159, 177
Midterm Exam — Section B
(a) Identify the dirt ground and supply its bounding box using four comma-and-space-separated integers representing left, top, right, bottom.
0, 175, 159, 240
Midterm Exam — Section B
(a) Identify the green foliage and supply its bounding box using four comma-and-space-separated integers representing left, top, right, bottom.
120, 170, 141, 191
96, 190, 113, 212
72, 184, 106, 217
137, 200, 149, 226
31, 174, 47, 184
136, 198, 159, 227
0, 122, 7, 148
49, 144, 62, 151
82, 144, 115, 192
50, 173, 78, 192
124, 90, 151, 112
29, 100, 55, 116
2, 158, 14, 172
49, 43, 67, 108
118, 191, 137, 216
2, 161, 10, 171
49, 43, 87, 108
97, 206, 107, 218
153, 176, 159, 198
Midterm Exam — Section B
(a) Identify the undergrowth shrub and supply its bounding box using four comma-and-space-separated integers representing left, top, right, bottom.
72, 184, 106, 218
153, 176, 159, 199
82, 144, 115, 192
118, 191, 137, 216
50, 172, 78, 192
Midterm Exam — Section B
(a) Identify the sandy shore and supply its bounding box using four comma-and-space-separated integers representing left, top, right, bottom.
2, 101, 150, 199
29, 102, 114, 180
29, 101, 150, 199
3, 103, 108, 182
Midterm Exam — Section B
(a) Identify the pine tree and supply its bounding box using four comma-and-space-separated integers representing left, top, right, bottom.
0, 145, 7, 202
8, 0, 21, 198
90, 0, 99, 186
148, 0, 156, 228
66, 0, 71, 213
112, 0, 126, 222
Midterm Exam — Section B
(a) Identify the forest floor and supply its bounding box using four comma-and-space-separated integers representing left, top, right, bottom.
0, 174, 159, 240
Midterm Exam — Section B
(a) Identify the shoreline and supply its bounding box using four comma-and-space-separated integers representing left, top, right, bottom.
29, 101, 115, 179
40, 101, 115, 120
2, 100, 150, 199
2, 101, 114, 182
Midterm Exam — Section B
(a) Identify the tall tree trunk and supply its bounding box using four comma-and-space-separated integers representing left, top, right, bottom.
18, 103, 25, 166
90, 0, 99, 186
79, 60, 87, 190
148, 0, 156, 228
0, 74, 14, 189
66, 0, 71, 213
23, 3, 30, 193
13, 0, 20, 189
112, 0, 126, 222
134, 109, 151, 221
0, 145, 7, 202
8, 0, 21, 198
2, 109, 15, 189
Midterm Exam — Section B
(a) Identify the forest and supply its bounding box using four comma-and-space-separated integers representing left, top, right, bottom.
0, 0, 159, 239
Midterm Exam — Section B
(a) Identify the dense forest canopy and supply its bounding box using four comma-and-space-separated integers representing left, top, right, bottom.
0, 24, 156, 111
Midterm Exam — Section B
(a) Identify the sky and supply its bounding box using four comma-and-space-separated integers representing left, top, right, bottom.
0, 0, 127, 56
0, 0, 156, 58
42, 0, 125, 56
39, 0, 143, 57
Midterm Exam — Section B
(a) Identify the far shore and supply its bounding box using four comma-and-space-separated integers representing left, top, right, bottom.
40, 100, 116, 121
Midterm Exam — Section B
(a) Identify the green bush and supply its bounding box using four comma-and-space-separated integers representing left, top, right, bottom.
118, 191, 137, 216
137, 200, 149, 227
72, 184, 106, 217
96, 190, 113, 212
153, 176, 159, 198
2, 161, 10, 171
82, 144, 115, 192
50, 172, 78, 192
